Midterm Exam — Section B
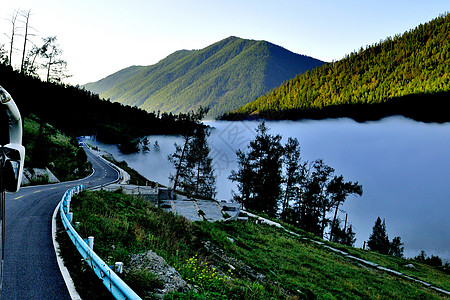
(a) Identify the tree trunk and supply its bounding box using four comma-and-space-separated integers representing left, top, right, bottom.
20, 10, 31, 74
172, 136, 189, 193
8, 11, 19, 66
46, 51, 53, 82
282, 177, 291, 218
329, 200, 341, 241
195, 162, 200, 198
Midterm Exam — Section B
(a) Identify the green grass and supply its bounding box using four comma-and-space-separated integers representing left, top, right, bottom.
67, 190, 449, 299
197, 221, 448, 299
100, 155, 159, 187
23, 115, 92, 182
322, 241, 450, 291
55, 213, 116, 300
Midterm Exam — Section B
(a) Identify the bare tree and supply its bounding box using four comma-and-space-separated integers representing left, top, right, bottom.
4, 9, 20, 66
23, 44, 41, 76
40, 36, 70, 82
19, 9, 35, 73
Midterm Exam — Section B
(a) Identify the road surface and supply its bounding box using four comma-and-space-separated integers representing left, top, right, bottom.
1, 147, 119, 299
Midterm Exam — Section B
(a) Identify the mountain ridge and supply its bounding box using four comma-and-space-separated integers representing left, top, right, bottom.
223, 13, 450, 121
83, 36, 325, 118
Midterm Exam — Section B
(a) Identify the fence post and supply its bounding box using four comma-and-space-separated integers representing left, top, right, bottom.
115, 262, 123, 274
88, 236, 94, 249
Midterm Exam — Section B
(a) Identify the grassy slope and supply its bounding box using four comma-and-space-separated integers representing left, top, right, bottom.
23, 115, 91, 182
85, 37, 324, 118
66, 190, 449, 299
225, 13, 449, 120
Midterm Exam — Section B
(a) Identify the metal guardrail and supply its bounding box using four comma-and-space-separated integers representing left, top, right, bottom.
59, 185, 141, 300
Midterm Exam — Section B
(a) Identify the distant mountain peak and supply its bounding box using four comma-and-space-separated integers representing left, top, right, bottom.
83, 37, 324, 118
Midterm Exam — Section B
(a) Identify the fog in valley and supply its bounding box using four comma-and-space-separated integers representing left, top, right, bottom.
88, 117, 449, 260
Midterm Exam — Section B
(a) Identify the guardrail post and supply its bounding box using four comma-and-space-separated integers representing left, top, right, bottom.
115, 262, 123, 274
59, 184, 141, 299
68, 212, 73, 223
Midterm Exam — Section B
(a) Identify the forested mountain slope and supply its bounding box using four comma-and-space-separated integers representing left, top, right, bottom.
83, 36, 324, 118
0, 62, 202, 145
223, 13, 449, 121
83, 65, 145, 96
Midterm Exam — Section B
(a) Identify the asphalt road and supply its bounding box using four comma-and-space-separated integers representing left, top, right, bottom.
1, 147, 119, 299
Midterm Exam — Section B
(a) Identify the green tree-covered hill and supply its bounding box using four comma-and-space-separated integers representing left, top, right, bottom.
223, 13, 450, 122
0, 62, 203, 146
83, 36, 324, 118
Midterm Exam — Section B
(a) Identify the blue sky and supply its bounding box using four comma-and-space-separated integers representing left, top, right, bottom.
1, 0, 448, 84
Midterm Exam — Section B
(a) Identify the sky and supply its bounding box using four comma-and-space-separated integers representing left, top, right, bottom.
1, 0, 448, 85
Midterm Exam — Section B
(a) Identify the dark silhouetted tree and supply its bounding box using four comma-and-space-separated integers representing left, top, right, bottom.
5, 9, 20, 66
19, 9, 35, 73
169, 107, 214, 199
414, 250, 444, 267
281, 137, 305, 220
367, 217, 391, 255
229, 122, 283, 217
183, 128, 216, 199
330, 218, 356, 246
40, 36, 70, 82
297, 160, 334, 236
229, 149, 252, 208
389, 236, 404, 258
328, 175, 363, 241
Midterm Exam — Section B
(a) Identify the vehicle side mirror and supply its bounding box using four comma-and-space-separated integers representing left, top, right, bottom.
2, 144, 25, 193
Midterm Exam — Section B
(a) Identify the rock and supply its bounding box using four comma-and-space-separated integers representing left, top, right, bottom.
127, 250, 189, 298
22, 167, 60, 185
404, 263, 415, 269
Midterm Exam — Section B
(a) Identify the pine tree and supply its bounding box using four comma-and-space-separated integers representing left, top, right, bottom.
169, 127, 216, 200
389, 236, 404, 258
367, 217, 391, 255
184, 128, 216, 199
297, 161, 332, 236
281, 137, 304, 220
328, 175, 363, 241
311, 160, 335, 237
330, 218, 356, 246
229, 122, 283, 217
168, 107, 209, 197
168, 135, 192, 195
229, 149, 253, 207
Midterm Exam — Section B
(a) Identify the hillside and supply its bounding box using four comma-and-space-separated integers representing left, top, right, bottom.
22, 115, 91, 182
83, 36, 324, 118
223, 13, 450, 122
61, 189, 450, 299
0, 62, 202, 145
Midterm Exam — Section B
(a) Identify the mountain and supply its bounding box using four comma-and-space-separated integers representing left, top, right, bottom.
223, 13, 450, 122
0, 62, 202, 146
83, 36, 325, 118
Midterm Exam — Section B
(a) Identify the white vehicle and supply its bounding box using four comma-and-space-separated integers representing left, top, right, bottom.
0, 85, 25, 289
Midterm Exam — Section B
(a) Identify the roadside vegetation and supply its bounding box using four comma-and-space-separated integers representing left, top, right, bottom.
99, 153, 158, 187
62, 189, 449, 299
23, 114, 91, 183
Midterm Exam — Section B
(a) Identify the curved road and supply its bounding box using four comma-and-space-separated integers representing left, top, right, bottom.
1, 147, 119, 299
